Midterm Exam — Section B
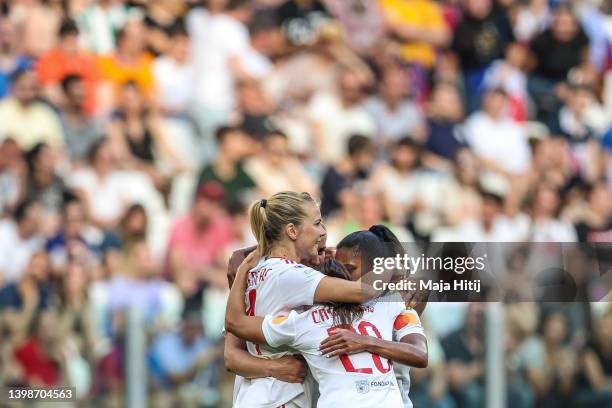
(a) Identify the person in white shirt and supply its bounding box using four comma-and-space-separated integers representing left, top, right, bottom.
67, 139, 129, 230
152, 26, 199, 170
0, 200, 44, 285
517, 183, 577, 242
363, 66, 425, 145
434, 191, 525, 243
463, 88, 531, 176
186, 0, 253, 163
308, 69, 376, 164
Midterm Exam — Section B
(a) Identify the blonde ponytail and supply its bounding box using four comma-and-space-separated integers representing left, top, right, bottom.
248, 191, 316, 256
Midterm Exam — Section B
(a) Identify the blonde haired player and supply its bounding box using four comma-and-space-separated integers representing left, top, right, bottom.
226, 191, 376, 407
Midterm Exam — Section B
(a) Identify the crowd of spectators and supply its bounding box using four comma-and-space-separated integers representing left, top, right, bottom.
0, 0, 611, 407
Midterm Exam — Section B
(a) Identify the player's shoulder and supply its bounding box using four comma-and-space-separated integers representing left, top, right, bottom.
368, 293, 406, 313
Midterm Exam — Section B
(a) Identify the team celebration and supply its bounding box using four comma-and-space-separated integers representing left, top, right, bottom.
0, 0, 612, 407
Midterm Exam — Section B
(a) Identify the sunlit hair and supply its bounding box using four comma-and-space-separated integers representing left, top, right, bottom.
320, 259, 363, 327
249, 191, 316, 256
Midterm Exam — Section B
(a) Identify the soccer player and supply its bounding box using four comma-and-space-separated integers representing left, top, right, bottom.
319, 226, 429, 408
225, 191, 376, 407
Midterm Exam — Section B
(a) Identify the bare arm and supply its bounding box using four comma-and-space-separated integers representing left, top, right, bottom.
319, 330, 428, 368
447, 360, 484, 390
583, 349, 612, 391
314, 276, 377, 304
389, 23, 450, 47
383, 9, 450, 48
224, 332, 307, 383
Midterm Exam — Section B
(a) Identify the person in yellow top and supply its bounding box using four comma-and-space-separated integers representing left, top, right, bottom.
98, 20, 154, 108
379, 0, 450, 69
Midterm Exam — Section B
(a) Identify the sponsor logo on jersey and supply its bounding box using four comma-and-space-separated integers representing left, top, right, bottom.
355, 380, 370, 394
355, 379, 396, 394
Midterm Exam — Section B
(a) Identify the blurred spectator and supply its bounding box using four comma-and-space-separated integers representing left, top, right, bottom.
143, 0, 185, 57
0, 68, 64, 152
327, 188, 412, 244
153, 25, 195, 115
243, 12, 278, 80
308, 68, 375, 163
519, 311, 576, 408
442, 148, 483, 226
320, 134, 374, 217
197, 126, 255, 208
321, 0, 383, 54
575, 309, 612, 407
573, 182, 612, 242
528, 5, 589, 123
119, 203, 148, 249
463, 88, 531, 176
149, 311, 220, 407
380, 0, 450, 70
0, 14, 32, 98
98, 19, 154, 104
13, 0, 63, 58
58, 74, 104, 164
371, 137, 427, 226
187, 0, 253, 149
452, 0, 514, 112
152, 25, 199, 171
24, 143, 66, 217
45, 193, 107, 276
437, 190, 524, 241
0, 251, 51, 336
107, 81, 185, 192
226, 202, 257, 252
0, 200, 44, 285
68, 139, 129, 230
12, 309, 63, 387
36, 18, 100, 114
442, 303, 485, 408
245, 130, 319, 196
364, 64, 426, 146
76, 0, 133, 55
166, 182, 232, 312
424, 82, 466, 169
237, 79, 276, 140
513, 0, 549, 43
276, 0, 330, 46
57, 261, 99, 361
550, 84, 609, 143
409, 325, 453, 408
483, 42, 529, 122
105, 240, 180, 330
519, 183, 577, 242
0, 138, 26, 216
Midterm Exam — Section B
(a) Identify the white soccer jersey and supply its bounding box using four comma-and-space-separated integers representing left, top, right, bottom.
262, 298, 422, 408
234, 256, 326, 408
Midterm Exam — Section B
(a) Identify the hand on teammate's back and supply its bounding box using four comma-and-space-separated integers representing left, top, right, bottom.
319, 329, 369, 357
269, 355, 308, 383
